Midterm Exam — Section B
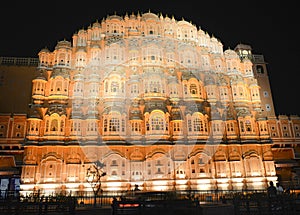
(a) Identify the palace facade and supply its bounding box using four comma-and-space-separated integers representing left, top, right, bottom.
1, 12, 299, 195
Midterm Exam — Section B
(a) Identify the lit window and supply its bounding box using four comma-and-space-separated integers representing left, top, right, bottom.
109, 118, 120, 132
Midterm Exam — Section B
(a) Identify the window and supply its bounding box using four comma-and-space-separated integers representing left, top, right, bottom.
151, 115, 164, 131
245, 120, 251, 132
190, 84, 197, 95
173, 122, 181, 132
256, 65, 264, 74
109, 118, 120, 132
111, 160, 118, 166
193, 118, 201, 131
51, 119, 58, 131
111, 81, 119, 93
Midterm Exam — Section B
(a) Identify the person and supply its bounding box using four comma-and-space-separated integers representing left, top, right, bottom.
267, 181, 277, 198
134, 184, 140, 191
111, 197, 118, 215
276, 182, 284, 195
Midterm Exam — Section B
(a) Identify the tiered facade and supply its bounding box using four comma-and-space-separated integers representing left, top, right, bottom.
21, 12, 279, 195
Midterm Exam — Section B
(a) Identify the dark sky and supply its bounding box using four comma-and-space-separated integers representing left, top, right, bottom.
1, 1, 299, 116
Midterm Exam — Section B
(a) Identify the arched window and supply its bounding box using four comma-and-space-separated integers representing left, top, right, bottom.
103, 111, 126, 135
245, 120, 251, 132
193, 118, 202, 131
51, 119, 58, 131
192, 113, 206, 132
190, 84, 198, 94
147, 111, 167, 135
187, 113, 208, 136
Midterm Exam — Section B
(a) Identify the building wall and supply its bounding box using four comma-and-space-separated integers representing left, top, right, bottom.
0, 114, 27, 194
0, 57, 38, 113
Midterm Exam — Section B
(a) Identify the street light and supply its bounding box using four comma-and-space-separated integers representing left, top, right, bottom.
86, 161, 106, 207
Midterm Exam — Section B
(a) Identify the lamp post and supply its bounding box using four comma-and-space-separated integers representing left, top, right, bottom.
86, 161, 106, 207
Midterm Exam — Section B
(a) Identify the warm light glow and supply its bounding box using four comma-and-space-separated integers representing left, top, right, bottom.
195, 179, 212, 190
152, 180, 168, 191
252, 181, 264, 188
216, 178, 229, 183
66, 182, 81, 189
40, 183, 60, 190
68, 177, 76, 182
17, 11, 284, 195
231, 178, 244, 183
248, 177, 264, 182
196, 183, 211, 190
106, 181, 122, 191
218, 183, 229, 189
251, 172, 261, 176
176, 179, 187, 185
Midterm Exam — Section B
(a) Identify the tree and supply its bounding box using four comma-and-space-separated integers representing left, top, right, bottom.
86, 160, 106, 207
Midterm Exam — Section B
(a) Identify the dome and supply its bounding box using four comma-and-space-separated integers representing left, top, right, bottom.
51, 68, 70, 79
129, 13, 137, 19
55, 40, 71, 50
204, 75, 216, 85
34, 71, 47, 81
224, 49, 239, 59
177, 19, 193, 27
92, 20, 101, 28
39, 47, 50, 53
107, 14, 123, 21
141, 12, 159, 21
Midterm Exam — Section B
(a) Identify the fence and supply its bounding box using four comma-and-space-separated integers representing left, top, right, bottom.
0, 56, 39, 66
0, 189, 299, 214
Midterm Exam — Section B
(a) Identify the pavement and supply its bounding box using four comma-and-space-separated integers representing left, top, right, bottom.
74, 203, 235, 215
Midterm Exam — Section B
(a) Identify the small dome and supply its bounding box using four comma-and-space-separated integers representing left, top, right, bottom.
34, 71, 47, 81
141, 12, 159, 21
182, 71, 199, 81
39, 47, 50, 53
224, 49, 239, 59
92, 20, 101, 28
55, 40, 71, 50
107, 14, 123, 21
51, 68, 69, 79
177, 19, 193, 27
204, 75, 215, 85
129, 13, 137, 19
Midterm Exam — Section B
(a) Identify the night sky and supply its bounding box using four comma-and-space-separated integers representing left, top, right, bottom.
1, 1, 299, 116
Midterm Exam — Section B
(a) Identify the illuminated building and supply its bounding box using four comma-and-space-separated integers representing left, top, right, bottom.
0, 12, 299, 195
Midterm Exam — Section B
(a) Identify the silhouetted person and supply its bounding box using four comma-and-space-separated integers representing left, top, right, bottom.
134, 184, 140, 191
267, 181, 277, 198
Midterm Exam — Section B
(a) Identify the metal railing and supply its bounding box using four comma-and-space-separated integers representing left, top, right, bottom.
0, 57, 39, 66
1, 189, 299, 214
